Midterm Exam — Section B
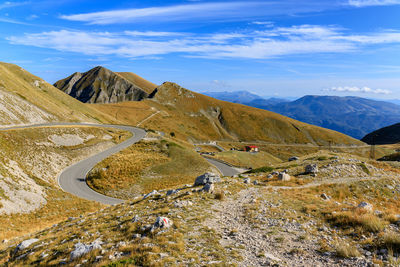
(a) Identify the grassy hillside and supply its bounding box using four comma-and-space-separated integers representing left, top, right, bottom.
87, 139, 213, 199
0, 62, 115, 125
362, 123, 400, 145
92, 82, 363, 146
117, 72, 157, 94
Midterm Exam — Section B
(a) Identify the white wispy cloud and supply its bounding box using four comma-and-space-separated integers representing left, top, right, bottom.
0, 1, 28, 10
7, 25, 400, 60
347, 0, 400, 7
124, 31, 186, 37
59, 1, 339, 25
326, 86, 392, 94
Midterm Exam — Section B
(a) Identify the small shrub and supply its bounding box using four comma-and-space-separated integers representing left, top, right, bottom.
248, 166, 274, 173
329, 210, 386, 233
382, 232, 400, 252
214, 192, 225, 201
335, 242, 361, 258
358, 163, 370, 175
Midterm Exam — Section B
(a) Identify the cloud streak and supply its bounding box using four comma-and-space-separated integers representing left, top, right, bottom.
7, 25, 400, 60
347, 0, 400, 7
59, 1, 339, 25
326, 86, 392, 94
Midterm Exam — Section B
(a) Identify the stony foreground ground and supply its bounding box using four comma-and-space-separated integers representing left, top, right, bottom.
1, 152, 400, 266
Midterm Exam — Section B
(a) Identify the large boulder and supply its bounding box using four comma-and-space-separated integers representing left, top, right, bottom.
305, 164, 318, 174
202, 183, 215, 193
194, 172, 221, 186
152, 216, 173, 231
15, 238, 39, 252
278, 173, 291, 181
70, 239, 103, 260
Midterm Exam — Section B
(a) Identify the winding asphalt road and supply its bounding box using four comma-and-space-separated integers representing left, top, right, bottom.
0, 122, 240, 205
0, 123, 146, 205
204, 158, 241, 177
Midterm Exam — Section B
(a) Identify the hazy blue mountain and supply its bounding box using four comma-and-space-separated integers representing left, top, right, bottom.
266, 95, 400, 139
203, 91, 289, 106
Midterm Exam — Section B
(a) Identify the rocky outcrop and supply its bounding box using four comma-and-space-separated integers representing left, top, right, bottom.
54, 66, 149, 104
194, 172, 221, 186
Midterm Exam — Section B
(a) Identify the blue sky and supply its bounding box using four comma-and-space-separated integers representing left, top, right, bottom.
1, 0, 400, 99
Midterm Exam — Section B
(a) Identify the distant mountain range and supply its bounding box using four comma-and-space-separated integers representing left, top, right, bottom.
203, 91, 290, 107
205, 91, 400, 139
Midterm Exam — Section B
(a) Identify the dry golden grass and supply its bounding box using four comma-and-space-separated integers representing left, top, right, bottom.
0, 62, 115, 124
381, 232, 400, 252
116, 72, 157, 94
89, 101, 155, 126
87, 139, 211, 198
335, 242, 361, 258
213, 150, 282, 168
330, 210, 386, 233
93, 82, 363, 147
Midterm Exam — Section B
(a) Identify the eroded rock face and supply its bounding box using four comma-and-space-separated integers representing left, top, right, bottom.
54, 66, 149, 104
194, 173, 221, 186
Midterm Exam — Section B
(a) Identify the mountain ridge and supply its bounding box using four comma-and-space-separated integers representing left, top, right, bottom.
54, 66, 152, 104
206, 91, 400, 139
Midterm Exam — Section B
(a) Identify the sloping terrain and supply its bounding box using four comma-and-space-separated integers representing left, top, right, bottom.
258, 95, 400, 139
54, 66, 150, 103
2, 151, 400, 266
0, 126, 131, 239
117, 72, 157, 94
0, 62, 115, 125
362, 123, 400, 145
141, 82, 362, 146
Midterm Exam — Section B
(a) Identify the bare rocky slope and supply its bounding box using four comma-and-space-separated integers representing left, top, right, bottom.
54, 66, 152, 103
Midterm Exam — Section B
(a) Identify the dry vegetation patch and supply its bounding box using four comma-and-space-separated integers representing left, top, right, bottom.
87, 139, 212, 199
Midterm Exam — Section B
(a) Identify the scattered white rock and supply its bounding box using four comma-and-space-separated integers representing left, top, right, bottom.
166, 189, 179, 196
243, 178, 251, 184
174, 200, 193, 208
152, 217, 173, 231
202, 183, 215, 193
357, 201, 373, 212
15, 238, 39, 251
321, 193, 331, 200
278, 173, 291, 181
305, 164, 318, 174
70, 239, 103, 260
143, 190, 158, 199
